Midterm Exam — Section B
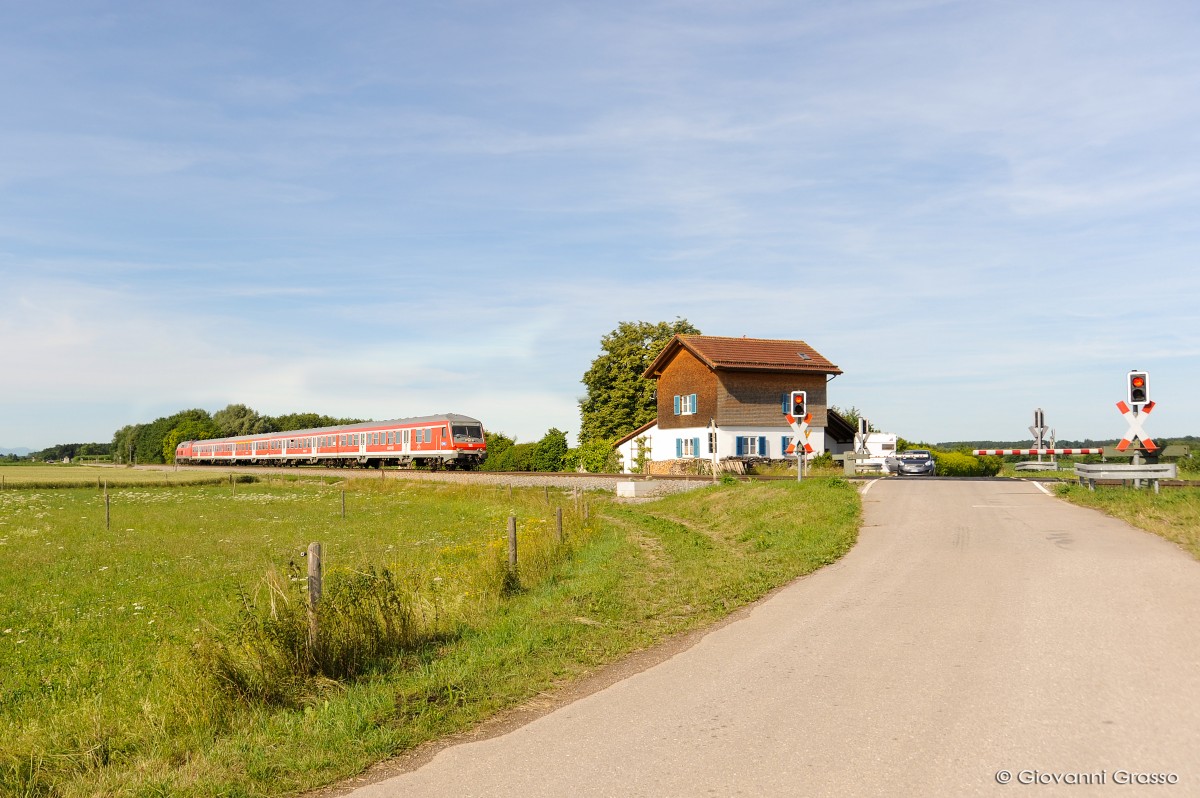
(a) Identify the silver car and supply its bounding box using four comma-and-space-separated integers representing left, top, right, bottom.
895, 449, 936, 476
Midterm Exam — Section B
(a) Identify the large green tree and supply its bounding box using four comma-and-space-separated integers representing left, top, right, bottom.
163, 418, 221, 463
578, 319, 700, 442
212, 404, 274, 437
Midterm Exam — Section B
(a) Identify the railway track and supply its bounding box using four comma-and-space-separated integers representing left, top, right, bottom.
146, 464, 1200, 489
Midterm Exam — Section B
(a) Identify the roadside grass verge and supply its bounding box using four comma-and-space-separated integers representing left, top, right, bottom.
1053, 483, 1200, 560
1, 477, 859, 797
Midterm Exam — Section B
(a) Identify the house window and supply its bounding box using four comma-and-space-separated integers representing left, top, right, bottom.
676, 437, 701, 458
736, 436, 769, 457
673, 393, 698, 415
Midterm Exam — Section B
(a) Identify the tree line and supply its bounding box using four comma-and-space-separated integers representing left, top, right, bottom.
110, 405, 363, 465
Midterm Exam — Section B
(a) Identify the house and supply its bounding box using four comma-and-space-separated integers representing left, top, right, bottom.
615, 335, 853, 474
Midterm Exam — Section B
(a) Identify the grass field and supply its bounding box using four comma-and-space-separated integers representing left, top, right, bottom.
1, 476, 860, 797
0, 463, 252, 489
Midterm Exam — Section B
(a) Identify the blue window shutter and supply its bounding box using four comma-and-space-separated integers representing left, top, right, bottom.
676, 438, 682, 458
690, 394, 697, 413
673, 395, 681, 415
759, 436, 767, 456
781, 393, 788, 414
692, 437, 700, 458
782, 435, 789, 453
736, 437, 744, 456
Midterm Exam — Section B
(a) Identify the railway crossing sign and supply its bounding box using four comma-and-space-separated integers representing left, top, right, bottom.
784, 395, 814, 482
1116, 400, 1158, 454
1029, 408, 1049, 448
854, 417, 870, 455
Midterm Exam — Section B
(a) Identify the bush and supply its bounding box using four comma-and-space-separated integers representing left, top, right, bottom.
196, 566, 429, 707
481, 442, 537, 472
562, 438, 621, 473
931, 451, 1001, 477
809, 452, 834, 469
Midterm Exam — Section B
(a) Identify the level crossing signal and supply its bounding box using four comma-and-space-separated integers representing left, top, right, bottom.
789, 391, 807, 419
1128, 371, 1149, 406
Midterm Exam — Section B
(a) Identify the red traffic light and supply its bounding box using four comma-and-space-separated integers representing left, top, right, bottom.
1128, 371, 1149, 405
788, 390, 807, 418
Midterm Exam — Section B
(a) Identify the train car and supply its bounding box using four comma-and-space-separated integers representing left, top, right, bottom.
175, 413, 486, 470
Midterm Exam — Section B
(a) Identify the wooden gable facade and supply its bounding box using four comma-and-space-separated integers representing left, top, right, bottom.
644, 335, 843, 430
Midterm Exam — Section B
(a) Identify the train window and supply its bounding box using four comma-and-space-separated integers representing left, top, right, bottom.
452, 424, 483, 441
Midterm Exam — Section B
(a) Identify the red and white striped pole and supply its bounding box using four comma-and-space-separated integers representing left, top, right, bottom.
973, 448, 1104, 456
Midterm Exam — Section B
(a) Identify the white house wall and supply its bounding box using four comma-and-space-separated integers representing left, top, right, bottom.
617, 423, 830, 473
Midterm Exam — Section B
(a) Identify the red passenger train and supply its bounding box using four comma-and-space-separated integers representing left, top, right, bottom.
174, 413, 486, 470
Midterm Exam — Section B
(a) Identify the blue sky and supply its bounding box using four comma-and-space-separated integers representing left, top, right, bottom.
3, 0, 1198, 450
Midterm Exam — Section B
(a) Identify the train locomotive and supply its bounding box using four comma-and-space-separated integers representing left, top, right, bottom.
174, 413, 486, 470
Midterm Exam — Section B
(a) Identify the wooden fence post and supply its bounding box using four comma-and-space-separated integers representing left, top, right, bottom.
307, 542, 323, 655
105, 492, 111, 530
556, 507, 563, 543
507, 516, 518, 573
544, 485, 549, 503
341, 490, 346, 519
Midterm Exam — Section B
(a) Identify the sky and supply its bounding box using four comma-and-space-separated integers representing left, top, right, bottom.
3, 0, 1199, 451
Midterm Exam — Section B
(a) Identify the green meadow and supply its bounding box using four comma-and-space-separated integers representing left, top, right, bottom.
0, 464, 248, 489
1, 476, 860, 797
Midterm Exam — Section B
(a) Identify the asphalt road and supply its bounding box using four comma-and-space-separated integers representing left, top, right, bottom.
346, 479, 1200, 797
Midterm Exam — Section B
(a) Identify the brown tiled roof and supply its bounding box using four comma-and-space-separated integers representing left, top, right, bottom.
645, 335, 842, 378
